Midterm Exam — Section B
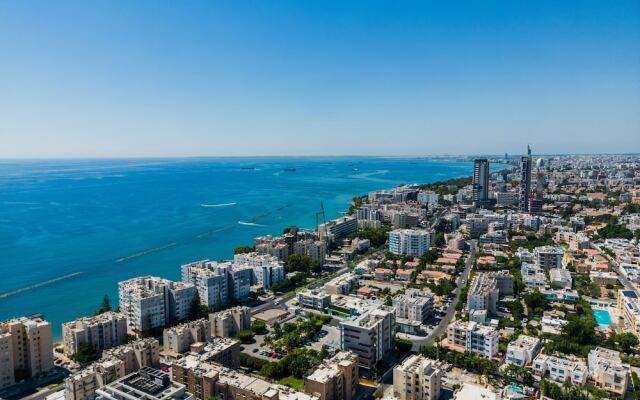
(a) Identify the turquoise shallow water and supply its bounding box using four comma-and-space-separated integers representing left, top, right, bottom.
0, 157, 500, 338
593, 309, 612, 327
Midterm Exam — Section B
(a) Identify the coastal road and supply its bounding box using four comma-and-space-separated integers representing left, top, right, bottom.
410, 241, 476, 351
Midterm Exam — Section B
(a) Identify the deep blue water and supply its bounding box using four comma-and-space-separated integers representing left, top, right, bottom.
0, 157, 493, 338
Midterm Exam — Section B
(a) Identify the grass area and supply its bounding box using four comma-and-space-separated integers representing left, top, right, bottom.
47, 382, 63, 390
279, 376, 304, 391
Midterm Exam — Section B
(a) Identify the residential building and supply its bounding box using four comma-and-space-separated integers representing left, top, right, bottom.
417, 191, 439, 207
325, 274, 358, 296
209, 307, 251, 338
193, 337, 241, 369
519, 151, 532, 212
534, 246, 564, 271
233, 252, 285, 290
0, 316, 54, 389
532, 354, 588, 385
388, 229, 433, 257
340, 305, 395, 369
172, 355, 319, 400
318, 216, 358, 242
304, 351, 359, 400
393, 289, 434, 325
473, 159, 490, 208
62, 312, 128, 358
446, 320, 498, 359
297, 289, 331, 311
95, 367, 193, 400
163, 319, 211, 357
505, 335, 541, 367
467, 271, 513, 315
181, 261, 229, 310
118, 276, 196, 335
549, 268, 572, 288
393, 355, 443, 400
587, 347, 629, 396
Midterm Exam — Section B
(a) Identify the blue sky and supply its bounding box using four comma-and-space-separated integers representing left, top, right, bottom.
0, 1, 639, 157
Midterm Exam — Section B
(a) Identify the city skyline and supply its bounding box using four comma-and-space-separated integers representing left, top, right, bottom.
1, 1, 639, 158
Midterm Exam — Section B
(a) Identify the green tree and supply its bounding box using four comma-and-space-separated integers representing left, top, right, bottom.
251, 320, 267, 334
234, 245, 254, 254
524, 290, 550, 316
102, 294, 112, 313
236, 330, 253, 343
72, 342, 99, 364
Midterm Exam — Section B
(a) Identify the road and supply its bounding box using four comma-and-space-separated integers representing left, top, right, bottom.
411, 241, 476, 351
600, 249, 640, 298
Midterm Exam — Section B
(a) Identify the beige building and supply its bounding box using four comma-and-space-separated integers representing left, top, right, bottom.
209, 306, 251, 338
304, 352, 358, 400
340, 305, 395, 369
172, 355, 319, 400
62, 312, 128, 358
588, 347, 629, 396
0, 316, 54, 389
393, 355, 443, 400
64, 338, 159, 400
163, 318, 211, 357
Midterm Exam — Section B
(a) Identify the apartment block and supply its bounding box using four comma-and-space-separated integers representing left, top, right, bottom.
393, 355, 443, 400
446, 320, 498, 359
163, 319, 211, 357
172, 355, 319, 400
617, 289, 640, 335
534, 246, 564, 271
393, 289, 434, 325
181, 261, 230, 310
505, 335, 541, 367
304, 351, 359, 400
467, 271, 513, 316
389, 229, 433, 257
233, 252, 285, 290
0, 316, 54, 389
62, 312, 128, 358
118, 276, 197, 335
340, 305, 395, 369
318, 216, 358, 242
588, 347, 629, 396
325, 274, 358, 296
297, 289, 331, 311
95, 367, 193, 400
209, 306, 251, 338
64, 338, 159, 400
532, 354, 587, 385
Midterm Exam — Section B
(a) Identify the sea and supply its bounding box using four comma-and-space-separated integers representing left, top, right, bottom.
0, 157, 500, 339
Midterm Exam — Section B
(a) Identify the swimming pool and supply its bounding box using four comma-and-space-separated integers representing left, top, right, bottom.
593, 309, 612, 328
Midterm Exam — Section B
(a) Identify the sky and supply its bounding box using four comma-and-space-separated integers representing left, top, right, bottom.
0, 1, 639, 158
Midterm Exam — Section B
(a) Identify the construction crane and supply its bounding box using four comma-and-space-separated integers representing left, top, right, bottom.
315, 201, 328, 240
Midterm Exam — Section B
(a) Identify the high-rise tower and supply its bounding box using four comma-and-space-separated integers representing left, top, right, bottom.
473, 159, 490, 208
519, 147, 532, 212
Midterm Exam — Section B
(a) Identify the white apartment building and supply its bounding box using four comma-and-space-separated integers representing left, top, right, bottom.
467, 271, 513, 315
393, 289, 434, 325
233, 252, 285, 290
588, 347, 629, 396
297, 289, 331, 311
417, 191, 439, 207
318, 216, 358, 242
549, 268, 572, 288
181, 260, 229, 310
617, 289, 640, 335
532, 354, 588, 385
393, 355, 443, 400
389, 229, 433, 257
118, 276, 196, 335
447, 320, 498, 359
325, 273, 358, 295
62, 312, 128, 358
534, 246, 564, 270
505, 335, 541, 367
340, 305, 395, 369
0, 316, 54, 389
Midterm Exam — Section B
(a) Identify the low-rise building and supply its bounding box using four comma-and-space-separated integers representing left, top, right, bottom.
446, 320, 498, 359
95, 367, 192, 400
393, 355, 443, 400
532, 354, 587, 385
505, 335, 541, 367
304, 351, 359, 400
297, 289, 331, 311
549, 268, 572, 289
588, 347, 629, 396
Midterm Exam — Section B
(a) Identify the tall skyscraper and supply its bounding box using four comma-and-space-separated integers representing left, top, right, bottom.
473, 159, 490, 208
519, 147, 532, 212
